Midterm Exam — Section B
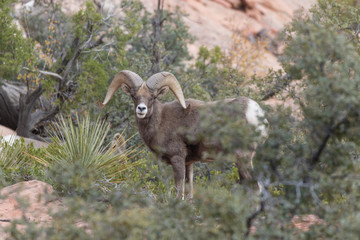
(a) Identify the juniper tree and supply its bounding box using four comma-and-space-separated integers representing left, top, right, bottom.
246, 1, 360, 238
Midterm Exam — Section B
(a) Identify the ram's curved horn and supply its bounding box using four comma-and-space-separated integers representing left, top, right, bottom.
146, 72, 187, 109
100, 70, 144, 107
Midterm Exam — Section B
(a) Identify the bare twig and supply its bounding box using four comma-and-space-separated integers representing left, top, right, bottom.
309, 116, 348, 168
245, 183, 270, 238
81, 41, 114, 53
23, 67, 63, 81
261, 74, 292, 101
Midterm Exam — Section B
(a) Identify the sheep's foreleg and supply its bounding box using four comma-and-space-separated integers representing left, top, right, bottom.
185, 164, 194, 200
171, 156, 186, 200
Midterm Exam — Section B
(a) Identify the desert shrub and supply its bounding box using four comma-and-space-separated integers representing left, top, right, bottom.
228, 27, 270, 78
180, 46, 249, 104
39, 114, 140, 196
0, 137, 48, 187
3, 181, 256, 240
0, 0, 34, 80
122, 0, 194, 76
247, 1, 360, 237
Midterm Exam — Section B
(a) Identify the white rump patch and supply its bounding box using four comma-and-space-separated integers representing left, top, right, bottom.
246, 99, 268, 138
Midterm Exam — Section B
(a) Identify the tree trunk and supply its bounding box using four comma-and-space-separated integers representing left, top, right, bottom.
0, 86, 19, 130
17, 85, 58, 140
150, 0, 164, 76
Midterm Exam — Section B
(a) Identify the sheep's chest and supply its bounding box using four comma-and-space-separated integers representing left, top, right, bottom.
138, 125, 167, 154
139, 126, 184, 162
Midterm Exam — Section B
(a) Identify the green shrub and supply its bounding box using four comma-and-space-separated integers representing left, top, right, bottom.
0, 137, 47, 187
40, 114, 140, 196
0, 0, 34, 80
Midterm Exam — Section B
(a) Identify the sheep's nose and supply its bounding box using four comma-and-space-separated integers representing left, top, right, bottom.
137, 106, 146, 112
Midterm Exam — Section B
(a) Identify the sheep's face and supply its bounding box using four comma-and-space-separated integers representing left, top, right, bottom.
123, 83, 169, 119
128, 84, 152, 119
132, 86, 153, 119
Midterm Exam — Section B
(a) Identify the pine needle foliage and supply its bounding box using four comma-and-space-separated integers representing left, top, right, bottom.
0, 0, 34, 80
0, 137, 48, 186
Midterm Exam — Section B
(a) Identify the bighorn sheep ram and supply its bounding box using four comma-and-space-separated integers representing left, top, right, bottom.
100, 70, 268, 199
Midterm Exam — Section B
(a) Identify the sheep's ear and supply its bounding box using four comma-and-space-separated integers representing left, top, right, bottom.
121, 84, 132, 96
156, 86, 169, 98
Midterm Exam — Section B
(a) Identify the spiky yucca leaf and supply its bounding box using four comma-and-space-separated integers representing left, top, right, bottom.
43, 114, 140, 183
0, 136, 26, 168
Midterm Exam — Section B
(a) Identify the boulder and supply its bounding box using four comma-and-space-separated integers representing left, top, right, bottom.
0, 126, 16, 137
0, 180, 62, 239
0, 134, 49, 149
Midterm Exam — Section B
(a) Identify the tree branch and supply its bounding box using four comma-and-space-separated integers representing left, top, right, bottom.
23, 67, 63, 81
0, 87, 19, 130
17, 85, 44, 138
309, 117, 349, 168
245, 184, 269, 238
261, 74, 292, 101
16, 84, 59, 140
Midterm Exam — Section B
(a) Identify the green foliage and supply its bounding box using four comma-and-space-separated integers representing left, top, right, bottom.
0, 137, 47, 187
0, 0, 33, 80
0, 136, 26, 169
249, 1, 360, 237
126, 157, 172, 201
73, 58, 109, 113
112, 0, 146, 71
71, 1, 102, 40
311, 0, 360, 53
19, 3, 71, 51
195, 46, 222, 72
42, 114, 139, 195
105, 0, 194, 78
14, 1, 113, 119
3, 181, 257, 240
127, 4, 194, 76
182, 46, 249, 102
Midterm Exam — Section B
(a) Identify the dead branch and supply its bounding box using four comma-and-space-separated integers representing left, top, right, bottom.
245, 183, 269, 238
0, 86, 19, 130
23, 67, 63, 81
16, 85, 59, 139
261, 74, 292, 101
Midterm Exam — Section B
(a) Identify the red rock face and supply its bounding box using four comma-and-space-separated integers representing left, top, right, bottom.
41, 0, 315, 71
143, 0, 316, 70
0, 181, 63, 240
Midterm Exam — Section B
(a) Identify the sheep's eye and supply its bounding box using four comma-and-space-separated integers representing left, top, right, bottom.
149, 97, 156, 103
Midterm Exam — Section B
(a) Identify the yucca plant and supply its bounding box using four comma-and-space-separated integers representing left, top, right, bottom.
37, 114, 141, 194
0, 136, 26, 169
